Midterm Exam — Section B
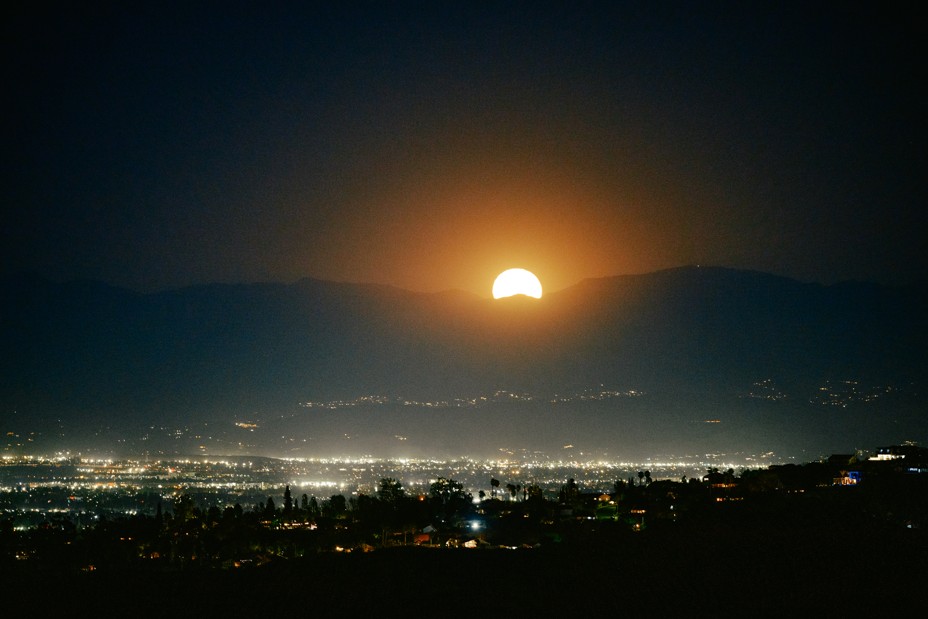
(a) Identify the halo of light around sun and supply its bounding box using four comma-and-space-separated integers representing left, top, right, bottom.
492, 268, 543, 299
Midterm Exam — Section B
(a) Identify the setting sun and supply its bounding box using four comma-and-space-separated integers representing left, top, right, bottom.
492, 268, 543, 299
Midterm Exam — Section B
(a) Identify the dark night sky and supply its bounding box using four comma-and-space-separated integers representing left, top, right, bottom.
3, 1, 924, 296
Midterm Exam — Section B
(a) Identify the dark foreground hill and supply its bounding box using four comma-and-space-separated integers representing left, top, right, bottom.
2, 267, 925, 457
4, 527, 924, 617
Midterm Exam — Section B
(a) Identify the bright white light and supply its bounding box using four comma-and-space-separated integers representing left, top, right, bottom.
492, 268, 542, 299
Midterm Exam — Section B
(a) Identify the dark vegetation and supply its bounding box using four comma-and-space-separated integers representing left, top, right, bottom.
2, 454, 926, 616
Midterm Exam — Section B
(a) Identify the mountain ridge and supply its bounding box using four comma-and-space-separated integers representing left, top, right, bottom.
2, 267, 925, 457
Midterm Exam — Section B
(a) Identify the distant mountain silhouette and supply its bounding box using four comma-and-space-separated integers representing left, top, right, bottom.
2, 267, 925, 457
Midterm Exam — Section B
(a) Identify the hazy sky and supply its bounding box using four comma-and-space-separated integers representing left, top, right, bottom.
3, 1, 924, 295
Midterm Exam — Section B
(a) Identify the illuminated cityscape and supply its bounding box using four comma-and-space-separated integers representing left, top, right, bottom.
3, 442, 923, 534
0, 451, 776, 524
2, 441, 925, 616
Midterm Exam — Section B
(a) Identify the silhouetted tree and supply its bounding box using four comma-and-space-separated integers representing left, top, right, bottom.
327, 495, 347, 517
429, 477, 471, 520
283, 485, 293, 513
173, 494, 195, 522
506, 483, 517, 500
559, 479, 580, 505
613, 480, 627, 501
525, 484, 545, 511
430, 477, 467, 504
264, 497, 276, 519
378, 478, 405, 504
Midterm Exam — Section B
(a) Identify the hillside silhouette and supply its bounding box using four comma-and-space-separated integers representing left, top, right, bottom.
3, 267, 925, 456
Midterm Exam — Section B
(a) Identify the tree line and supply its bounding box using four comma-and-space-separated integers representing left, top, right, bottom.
2, 455, 926, 572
